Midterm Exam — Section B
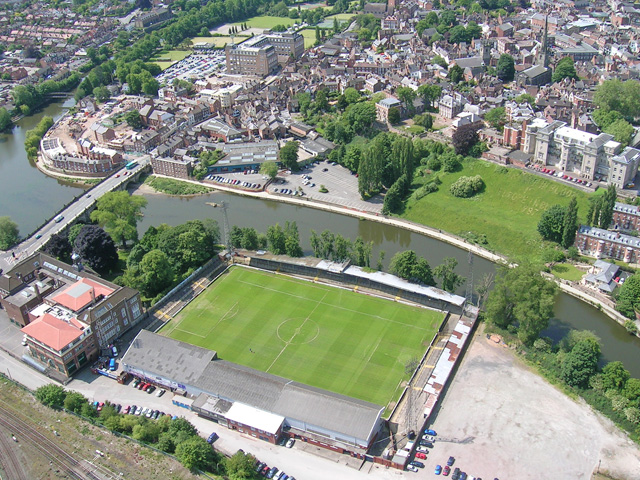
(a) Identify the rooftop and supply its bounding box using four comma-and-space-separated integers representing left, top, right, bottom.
21, 312, 88, 352
51, 277, 114, 311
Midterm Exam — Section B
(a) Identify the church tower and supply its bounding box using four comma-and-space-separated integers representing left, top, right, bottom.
387, 0, 395, 14
542, 14, 549, 68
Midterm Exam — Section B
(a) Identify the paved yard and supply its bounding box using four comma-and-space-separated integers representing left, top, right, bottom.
422, 330, 640, 480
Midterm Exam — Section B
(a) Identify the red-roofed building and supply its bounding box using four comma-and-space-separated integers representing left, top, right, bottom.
21, 311, 97, 376
51, 278, 114, 312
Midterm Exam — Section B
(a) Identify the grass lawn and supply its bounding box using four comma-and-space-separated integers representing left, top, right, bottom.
551, 263, 586, 282
326, 13, 356, 21
190, 36, 237, 48
161, 267, 442, 406
151, 49, 191, 70
233, 15, 293, 29
145, 175, 212, 195
300, 28, 318, 48
403, 159, 603, 262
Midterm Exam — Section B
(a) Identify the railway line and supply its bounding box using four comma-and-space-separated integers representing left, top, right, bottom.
0, 425, 27, 480
0, 404, 102, 480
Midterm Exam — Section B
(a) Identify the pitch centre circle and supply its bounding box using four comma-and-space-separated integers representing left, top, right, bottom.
277, 318, 320, 345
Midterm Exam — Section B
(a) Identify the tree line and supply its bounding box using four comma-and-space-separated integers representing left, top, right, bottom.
34, 385, 259, 476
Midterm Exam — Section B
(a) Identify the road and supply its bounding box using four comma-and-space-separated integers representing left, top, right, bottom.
0, 157, 149, 273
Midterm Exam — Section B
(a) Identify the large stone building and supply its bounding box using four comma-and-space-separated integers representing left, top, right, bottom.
225, 32, 303, 76
575, 226, 640, 264
522, 119, 640, 187
0, 253, 144, 377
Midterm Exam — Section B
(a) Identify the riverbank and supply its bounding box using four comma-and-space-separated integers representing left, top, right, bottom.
33, 153, 100, 187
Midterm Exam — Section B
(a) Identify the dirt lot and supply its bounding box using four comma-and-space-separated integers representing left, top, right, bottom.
423, 329, 640, 480
0, 379, 198, 480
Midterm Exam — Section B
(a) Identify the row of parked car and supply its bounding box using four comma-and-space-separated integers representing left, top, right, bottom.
206, 174, 262, 190
538, 167, 593, 187
131, 377, 166, 396
273, 188, 306, 196
255, 460, 295, 480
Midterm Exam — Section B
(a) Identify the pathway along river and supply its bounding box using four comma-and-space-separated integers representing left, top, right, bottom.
2, 101, 639, 376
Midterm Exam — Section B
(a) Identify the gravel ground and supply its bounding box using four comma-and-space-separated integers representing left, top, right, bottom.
422, 329, 640, 480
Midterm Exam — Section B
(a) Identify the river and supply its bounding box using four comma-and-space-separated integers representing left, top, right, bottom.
3, 102, 640, 376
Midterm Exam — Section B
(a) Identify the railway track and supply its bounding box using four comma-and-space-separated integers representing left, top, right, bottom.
0, 405, 102, 480
0, 425, 27, 480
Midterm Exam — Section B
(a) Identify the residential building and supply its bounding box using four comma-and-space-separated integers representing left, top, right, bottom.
134, 8, 172, 29
376, 97, 402, 123
438, 94, 465, 120
613, 202, 640, 232
151, 156, 193, 179
225, 32, 303, 76
575, 226, 640, 264
582, 260, 623, 294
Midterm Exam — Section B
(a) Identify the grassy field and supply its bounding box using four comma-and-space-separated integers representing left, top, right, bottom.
300, 28, 318, 48
151, 49, 191, 70
233, 15, 293, 29
145, 175, 212, 195
403, 159, 603, 262
161, 267, 443, 406
551, 263, 586, 282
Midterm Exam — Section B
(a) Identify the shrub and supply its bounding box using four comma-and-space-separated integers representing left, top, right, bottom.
533, 338, 551, 352
427, 157, 441, 171
442, 156, 461, 173
624, 407, 640, 424
319, 185, 328, 193
415, 182, 439, 200
625, 319, 638, 335
450, 175, 484, 198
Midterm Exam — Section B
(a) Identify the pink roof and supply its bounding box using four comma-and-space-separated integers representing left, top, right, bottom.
51, 278, 114, 312
21, 313, 86, 352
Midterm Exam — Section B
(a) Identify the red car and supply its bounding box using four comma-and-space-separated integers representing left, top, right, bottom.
415, 452, 427, 459
138, 382, 146, 390
443, 466, 451, 476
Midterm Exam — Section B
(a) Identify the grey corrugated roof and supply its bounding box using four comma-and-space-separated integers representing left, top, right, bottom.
122, 330, 215, 385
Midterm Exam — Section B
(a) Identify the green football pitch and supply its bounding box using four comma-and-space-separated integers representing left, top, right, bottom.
161, 267, 443, 406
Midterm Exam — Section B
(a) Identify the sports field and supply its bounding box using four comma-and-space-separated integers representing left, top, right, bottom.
161, 267, 443, 406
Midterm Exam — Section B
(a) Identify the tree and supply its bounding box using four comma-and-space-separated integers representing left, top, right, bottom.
138, 249, 174, 297
496, 54, 515, 82
434, 257, 463, 292
452, 123, 479, 156
484, 107, 506, 131
0, 107, 12, 131
448, 25, 468, 44
514, 93, 536, 106
175, 436, 214, 471
343, 87, 360, 104
552, 56, 578, 83
90, 191, 147, 247
447, 64, 464, 83
279, 141, 299, 171
450, 175, 484, 198
68, 223, 85, 246
156, 220, 217, 274
73, 225, 119, 274
0, 216, 19, 250
43, 234, 72, 262
594, 79, 640, 118
93, 86, 110, 102
624, 378, 640, 407
225, 451, 258, 479
432, 55, 448, 69
266, 224, 286, 255
284, 221, 303, 257
561, 197, 578, 249
592, 108, 623, 130
604, 119, 635, 148
64, 391, 88, 413
124, 110, 142, 129
601, 361, 630, 391
387, 107, 401, 125
35, 384, 66, 408
389, 250, 435, 285
537, 204, 566, 244
561, 338, 601, 388
485, 264, 557, 345
260, 161, 278, 180
396, 86, 416, 114
616, 274, 640, 318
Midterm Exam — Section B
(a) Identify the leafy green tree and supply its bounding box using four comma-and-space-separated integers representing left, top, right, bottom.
124, 110, 142, 129
561, 197, 578, 249
266, 224, 286, 255
616, 274, 640, 318
592, 109, 623, 129
485, 264, 557, 345
138, 249, 174, 296
447, 64, 464, 83
156, 220, 217, 274
310, 230, 322, 257
63, 391, 88, 413
284, 221, 303, 257
91, 191, 147, 247
35, 384, 66, 408
0, 216, 19, 250
387, 107, 401, 125
450, 175, 484, 198
0, 107, 12, 131
225, 451, 259, 479
343, 87, 360, 104
175, 436, 215, 471
496, 54, 515, 82
432, 55, 448, 69
279, 141, 299, 171
624, 378, 640, 407
389, 250, 435, 285
396, 86, 416, 114
73, 225, 119, 274
81, 402, 98, 419
260, 161, 278, 180
604, 119, 634, 148
552, 56, 578, 83
484, 107, 506, 131
561, 338, 601, 388
541, 247, 565, 266
448, 25, 469, 44
594, 79, 640, 118
537, 205, 566, 244
601, 361, 630, 391
434, 257, 464, 292
514, 93, 536, 106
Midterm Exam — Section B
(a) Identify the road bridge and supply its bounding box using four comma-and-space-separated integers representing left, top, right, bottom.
0, 158, 150, 273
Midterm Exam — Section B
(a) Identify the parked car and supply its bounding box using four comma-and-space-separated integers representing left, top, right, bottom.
424, 429, 437, 436
435, 465, 442, 475
255, 462, 265, 473
286, 438, 295, 448
129, 405, 136, 415
207, 432, 219, 444
146, 385, 156, 394
415, 452, 427, 459
421, 441, 434, 448
261, 465, 270, 476
416, 446, 428, 453
406, 465, 418, 472
447, 456, 455, 466
266, 467, 278, 478
422, 434, 436, 442
156, 389, 165, 397
410, 461, 424, 468
443, 466, 451, 476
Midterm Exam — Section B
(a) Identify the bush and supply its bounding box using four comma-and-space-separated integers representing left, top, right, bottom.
426, 157, 441, 171
35, 384, 66, 408
415, 182, 439, 200
319, 185, 328, 193
450, 175, 484, 198
442, 156, 461, 173
625, 319, 638, 335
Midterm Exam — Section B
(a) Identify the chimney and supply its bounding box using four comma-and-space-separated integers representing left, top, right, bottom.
90, 288, 96, 304
34, 283, 42, 302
